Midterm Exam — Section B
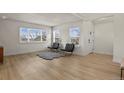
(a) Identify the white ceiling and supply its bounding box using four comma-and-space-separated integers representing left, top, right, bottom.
0, 13, 114, 26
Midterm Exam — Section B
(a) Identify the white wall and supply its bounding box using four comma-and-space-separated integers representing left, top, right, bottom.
0, 20, 51, 56
94, 22, 114, 55
113, 14, 124, 63
83, 21, 94, 55
54, 20, 94, 56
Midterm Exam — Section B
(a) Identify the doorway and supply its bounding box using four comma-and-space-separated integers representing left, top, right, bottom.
93, 21, 114, 55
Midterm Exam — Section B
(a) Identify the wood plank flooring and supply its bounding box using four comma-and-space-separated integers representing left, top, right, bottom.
0, 53, 120, 80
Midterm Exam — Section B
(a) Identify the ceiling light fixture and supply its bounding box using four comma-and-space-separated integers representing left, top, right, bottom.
95, 15, 113, 21
2, 16, 7, 20
99, 17, 107, 20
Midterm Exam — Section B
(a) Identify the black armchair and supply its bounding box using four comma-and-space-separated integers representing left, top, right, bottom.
48, 43, 60, 50
61, 43, 75, 55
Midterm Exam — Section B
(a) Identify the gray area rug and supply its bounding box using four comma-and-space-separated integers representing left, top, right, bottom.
37, 51, 64, 60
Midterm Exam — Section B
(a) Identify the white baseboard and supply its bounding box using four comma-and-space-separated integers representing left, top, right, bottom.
94, 51, 113, 56
113, 56, 122, 64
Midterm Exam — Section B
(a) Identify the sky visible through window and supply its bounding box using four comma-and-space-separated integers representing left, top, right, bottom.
69, 27, 80, 37
20, 28, 29, 39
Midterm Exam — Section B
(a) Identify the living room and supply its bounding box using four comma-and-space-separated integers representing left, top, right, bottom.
0, 13, 124, 80
1, 0, 124, 93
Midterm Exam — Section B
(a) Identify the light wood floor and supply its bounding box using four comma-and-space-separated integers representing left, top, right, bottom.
0, 52, 120, 80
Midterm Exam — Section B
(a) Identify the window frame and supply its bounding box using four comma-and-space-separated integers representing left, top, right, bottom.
19, 27, 47, 43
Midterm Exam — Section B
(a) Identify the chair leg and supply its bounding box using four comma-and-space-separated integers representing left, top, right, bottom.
121, 69, 123, 80
71, 52, 73, 55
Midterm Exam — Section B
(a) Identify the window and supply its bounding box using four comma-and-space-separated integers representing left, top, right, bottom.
69, 27, 80, 45
53, 29, 61, 43
20, 28, 29, 42
20, 27, 47, 43
29, 28, 41, 42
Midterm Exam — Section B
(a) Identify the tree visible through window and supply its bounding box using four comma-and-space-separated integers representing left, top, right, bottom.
20, 27, 47, 43
69, 27, 80, 45
29, 28, 41, 42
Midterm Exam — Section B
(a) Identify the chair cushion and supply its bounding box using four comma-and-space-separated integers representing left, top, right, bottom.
48, 43, 59, 49
52, 43, 59, 49
65, 43, 75, 52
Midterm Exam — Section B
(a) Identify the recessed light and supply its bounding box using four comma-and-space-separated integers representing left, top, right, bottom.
2, 16, 7, 20
98, 17, 107, 21
98, 16, 113, 21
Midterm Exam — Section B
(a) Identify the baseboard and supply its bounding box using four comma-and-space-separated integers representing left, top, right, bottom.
4, 49, 47, 56
113, 56, 122, 64
94, 51, 113, 56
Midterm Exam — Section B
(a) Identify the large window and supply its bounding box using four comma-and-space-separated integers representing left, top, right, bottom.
20, 27, 47, 43
69, 27, 80, 45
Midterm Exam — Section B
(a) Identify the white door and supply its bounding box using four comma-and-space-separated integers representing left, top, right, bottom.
94, 22, 114, 55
